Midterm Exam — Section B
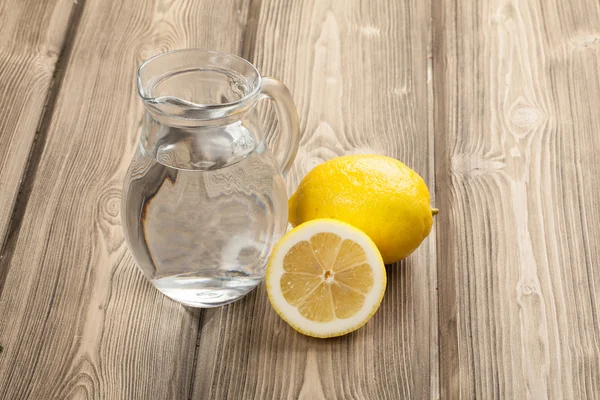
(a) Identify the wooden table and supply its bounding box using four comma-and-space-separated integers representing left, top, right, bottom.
1, 0, 599, 398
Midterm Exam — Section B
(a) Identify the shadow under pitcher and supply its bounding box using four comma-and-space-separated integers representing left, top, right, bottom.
121, 49, 300, 307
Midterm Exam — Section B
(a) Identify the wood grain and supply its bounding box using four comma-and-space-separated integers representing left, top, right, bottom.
434, 0, 600, 397
4, 0, 600, 398
0, 0, 75, 289
0, 0, 251, 398
192, 0, 438, 399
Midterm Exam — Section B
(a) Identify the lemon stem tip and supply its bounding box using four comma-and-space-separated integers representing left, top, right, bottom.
432, 208, 439, 216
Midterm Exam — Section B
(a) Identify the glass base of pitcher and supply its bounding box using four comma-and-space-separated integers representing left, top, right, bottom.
152, 275, 262, 308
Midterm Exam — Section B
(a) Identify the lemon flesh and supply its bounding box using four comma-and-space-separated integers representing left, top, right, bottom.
267, 219, 386, 338
289, 154, 435, 264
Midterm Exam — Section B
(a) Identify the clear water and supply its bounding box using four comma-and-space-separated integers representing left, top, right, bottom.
122, 140, 288, 307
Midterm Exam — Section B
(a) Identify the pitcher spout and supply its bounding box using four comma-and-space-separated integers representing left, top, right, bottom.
137, 49, 262, 123
136, 49, 267, 170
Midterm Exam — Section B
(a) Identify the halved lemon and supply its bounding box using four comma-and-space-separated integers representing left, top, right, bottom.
266, 219, 387, 338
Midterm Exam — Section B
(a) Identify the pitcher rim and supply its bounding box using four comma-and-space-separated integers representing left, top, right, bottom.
136, 48, 263, 112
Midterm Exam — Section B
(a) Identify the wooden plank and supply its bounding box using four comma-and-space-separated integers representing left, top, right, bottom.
0, 0, 251, 398
0, 0, 75, 287
434, 0, 600, 397
192, 0, 437, 399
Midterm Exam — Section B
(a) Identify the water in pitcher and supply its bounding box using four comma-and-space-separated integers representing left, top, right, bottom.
122, 49, 299, 307
122, 138, 288, 307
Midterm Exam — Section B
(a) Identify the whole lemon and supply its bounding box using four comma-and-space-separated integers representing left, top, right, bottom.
288, 154, 436, 264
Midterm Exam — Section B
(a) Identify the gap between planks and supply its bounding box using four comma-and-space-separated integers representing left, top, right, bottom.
431, 0, 459, 398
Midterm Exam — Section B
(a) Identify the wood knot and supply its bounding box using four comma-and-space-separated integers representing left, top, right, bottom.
35, 45, 60, 73
295, 146, 341, 176
492, 2, 517, 29
41, 46, 59, 61
95, 185, 124, 253
360, 25, 381, 37
570, 33, 600, 48
451, 154, 506, 176
393, 86, 409, 96
97, 186, 121, 226
508, 97, 546, 137
518, 284, 539, 296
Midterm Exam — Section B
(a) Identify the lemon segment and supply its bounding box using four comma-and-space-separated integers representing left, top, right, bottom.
267, 219, 386, 338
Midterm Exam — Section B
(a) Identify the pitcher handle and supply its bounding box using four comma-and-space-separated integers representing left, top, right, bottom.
259, 77, 300, 175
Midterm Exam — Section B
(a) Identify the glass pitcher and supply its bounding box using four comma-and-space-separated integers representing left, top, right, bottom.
121, 49, 299, 307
